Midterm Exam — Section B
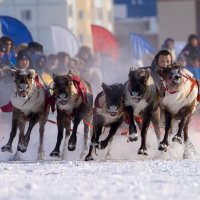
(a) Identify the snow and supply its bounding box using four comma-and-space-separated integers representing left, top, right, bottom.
1, 160, 200, 200
0, 112, 200, 200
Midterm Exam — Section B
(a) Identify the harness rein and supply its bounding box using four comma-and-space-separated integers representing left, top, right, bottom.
162, 72, 198, 97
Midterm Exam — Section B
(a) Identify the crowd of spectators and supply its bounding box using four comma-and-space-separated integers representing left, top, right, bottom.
1, 34, 200, 101
160, 34, 200, 83
0, 36, 103, 98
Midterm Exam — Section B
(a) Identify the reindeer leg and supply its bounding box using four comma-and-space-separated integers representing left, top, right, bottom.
183, 116, 191, 144
37, 123, 45, 160
85, 130, 96, 161
61, 119, 71, 160
138, 112, 151, 156
17, 114, 39, 153
1, 114, 19, 153
37, 107, 50, 160
152, 107, 161, 146
172, 115, 189, 144
85, 116, 103, 161
68, 102, 93, 152
50, 111, 65, 157
80, 114, 92, 159
158, 109, 172, 152
13, 121, 25, 161
125, 106, 138, 142
68, 115, 81, 151
100, 120, 122, 149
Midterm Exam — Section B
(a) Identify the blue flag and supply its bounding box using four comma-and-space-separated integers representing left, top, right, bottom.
0, 16, 33, 46
129, 33, 155, 60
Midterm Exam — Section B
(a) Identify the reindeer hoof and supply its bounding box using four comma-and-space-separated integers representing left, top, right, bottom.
68, 144, 76, 151
172, 135, 183, 144
85, 155, 94, 161
94, 142, 100, 149
17, 143, 27, 153
50, 151, 60, 157
129, 133, 138, 142
1, 145, 12, 153
138, 148, 148, 155
99, 140, 108, 149
158, 143, 168, 152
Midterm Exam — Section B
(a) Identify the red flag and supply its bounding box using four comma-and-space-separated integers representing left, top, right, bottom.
91, 25, 120, 60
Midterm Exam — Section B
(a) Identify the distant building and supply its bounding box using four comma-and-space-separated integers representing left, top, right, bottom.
0, 0, 76, 53
76, 0, 114, 48
92, 0, 113, 32
0, 0, 114, 54
76, 0, 93, 47
158, 0, 200, 47
113, 0, 158, 61
114, 0, 157, 18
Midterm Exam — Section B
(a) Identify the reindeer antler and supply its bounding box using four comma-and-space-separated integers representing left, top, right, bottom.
167, 63, 182, 69
129, 67, 137, 72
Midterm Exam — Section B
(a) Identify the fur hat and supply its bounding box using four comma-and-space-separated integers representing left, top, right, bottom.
17, 50, 31, 62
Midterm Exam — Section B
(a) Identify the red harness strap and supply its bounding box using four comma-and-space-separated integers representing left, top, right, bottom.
35, 74, 55, 112
124, 115, 143, 125
186, 77, 198, 97
163, 86, 177, 94
45, 93, 55, 113
162, 78, 178, 94
0, 101, 13, 112
163, 75, 198, 96
179, 73, 199, 98
34, 75, 44, 89
0, 89, 54, 114
72, 75, 88, 103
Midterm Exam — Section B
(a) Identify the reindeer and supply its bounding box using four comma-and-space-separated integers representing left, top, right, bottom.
1, 69, 50, 160
50, 72, 93, 159
123, 67, 161, 155
156, 64, 198, 157
85, 83, 124, 161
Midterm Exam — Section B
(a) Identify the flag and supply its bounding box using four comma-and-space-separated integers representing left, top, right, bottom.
0, 16, 33, 46
91, 25, 120, 60
129, 33, 155, 60
50, 25, 79, 56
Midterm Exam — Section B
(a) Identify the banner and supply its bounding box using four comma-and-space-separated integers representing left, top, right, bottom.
0, 16, 33, 46
50, 25, 79, 56
91, 25, 120, 60
129, 33, 155, 60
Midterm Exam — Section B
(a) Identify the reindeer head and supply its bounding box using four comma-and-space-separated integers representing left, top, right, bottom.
102, 82, 124, 116
128, 68, 150, 100
157, 63, 183, 88
52, 74, 73, 106
12, 69, 36, 99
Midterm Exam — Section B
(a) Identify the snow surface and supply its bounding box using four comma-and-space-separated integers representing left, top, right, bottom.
0, 112, 200, 200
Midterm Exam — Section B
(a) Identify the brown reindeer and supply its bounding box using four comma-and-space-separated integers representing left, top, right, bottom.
156, 64, 198, 157
1, 69, 50, 160
85, 83, 124, 161
50, 72, 93, 159
123, 67, 161, 155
